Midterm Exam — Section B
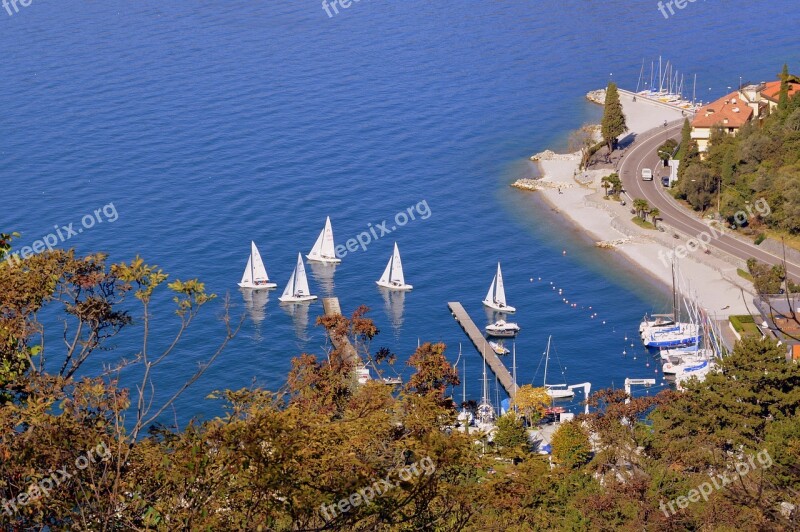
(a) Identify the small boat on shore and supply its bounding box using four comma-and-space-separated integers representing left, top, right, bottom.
483, 262, 516, 313
485, 320, 520, 338
279, 253, 318, 303
238, 241, 277, 289
306, 216, 341, 263
376, 242, 412, 291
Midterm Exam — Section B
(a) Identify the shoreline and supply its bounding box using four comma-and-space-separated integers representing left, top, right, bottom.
513, 89, 755, 318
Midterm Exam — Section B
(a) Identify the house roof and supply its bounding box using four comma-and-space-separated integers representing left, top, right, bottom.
691, 91, 754, 129
760, 79, 800, 103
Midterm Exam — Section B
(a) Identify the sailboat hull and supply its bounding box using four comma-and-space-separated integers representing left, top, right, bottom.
279, 294, 318, 303
482, 300, 516, 313
305, 254, 341, 264
546, 388, 575, 399
238, 281, 277, 289
376, 280, 413, 291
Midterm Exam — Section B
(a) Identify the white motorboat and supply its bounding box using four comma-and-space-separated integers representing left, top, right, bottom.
279, 253, 318, 303
306, 216, 341, 263
482, 262, 516, 313
489, 340, 509, 355
376, 242, 412, 291
238, 241, 277, 289
485, 320, 520, 338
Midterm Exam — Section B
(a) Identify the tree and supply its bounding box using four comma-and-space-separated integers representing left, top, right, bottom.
405, 342, 459, 405
493, 413, 530, 459
779, 63, 790, 112
601, 175, 612, 197
677, 118, 692, 159
607, 173, 622, 197
568, 124, 597, 170
650, 207, 660, 228
511, 385, 551, 423
601, 82, 628, 159
632, 198, 649, 220
551, 421, 592, 468
747, 258, 785, 296
657, 138, 678, 164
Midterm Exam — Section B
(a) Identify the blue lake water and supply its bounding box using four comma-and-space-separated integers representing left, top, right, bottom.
2, 1, 799, 425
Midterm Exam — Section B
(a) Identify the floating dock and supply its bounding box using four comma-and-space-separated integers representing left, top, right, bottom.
447, 302, 517, 399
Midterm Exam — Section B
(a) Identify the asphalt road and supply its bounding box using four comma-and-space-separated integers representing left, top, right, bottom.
618, 123, 800, 281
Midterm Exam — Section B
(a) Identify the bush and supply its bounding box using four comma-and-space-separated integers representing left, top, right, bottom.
755, 233, 766, 245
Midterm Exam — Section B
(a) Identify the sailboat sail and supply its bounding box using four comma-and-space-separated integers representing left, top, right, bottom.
309, 217, 337, 260
379, 254, 393, 285
241, 255, 253, 285
250, 241, 270, 283
494, 263, 506, 306
484, 275, 496, 304
294, 253, 311, 296
390, 244, 405, 285
281, 266, 297, 300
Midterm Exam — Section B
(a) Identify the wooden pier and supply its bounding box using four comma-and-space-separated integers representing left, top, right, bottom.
447, 302, 517, 399
322, 297, 359, 365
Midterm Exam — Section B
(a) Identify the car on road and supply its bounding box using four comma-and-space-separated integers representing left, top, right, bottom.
641, 168, 653, 181
661, 176, 670, 187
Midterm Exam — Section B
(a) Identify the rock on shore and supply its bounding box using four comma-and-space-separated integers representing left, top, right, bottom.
586, 89, 605, 105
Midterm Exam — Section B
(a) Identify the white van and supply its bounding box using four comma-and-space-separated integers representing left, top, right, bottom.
641, 168, 653, 181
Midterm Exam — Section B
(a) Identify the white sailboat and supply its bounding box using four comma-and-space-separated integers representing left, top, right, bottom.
238, 241, 277, 289
476, 349, 496, 428
482, 262, 515, 313
279, 253, 318, 303
542, 336, 574, 399
306, 216, 341, 263
376, 242, 412, 290
456, 352, 474, 427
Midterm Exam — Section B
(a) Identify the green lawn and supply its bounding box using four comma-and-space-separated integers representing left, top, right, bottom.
631, 216, 656, 230
730, 315, 760, 338
737, 268, 754, 282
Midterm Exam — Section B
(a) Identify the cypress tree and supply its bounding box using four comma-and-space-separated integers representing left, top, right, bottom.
601, 82, 627, 158
778, 63, 790, 112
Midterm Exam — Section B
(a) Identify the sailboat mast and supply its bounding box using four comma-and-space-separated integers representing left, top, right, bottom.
544, 336, 551, 387
659, 56, 662, 93
462, 358, 466, 404
671, 262, 678, 320
512, 342, 517, 396
636, 59, 645, 93
693, 73, 697, 106
650, 61, 654, 92
482, 351, 488, 405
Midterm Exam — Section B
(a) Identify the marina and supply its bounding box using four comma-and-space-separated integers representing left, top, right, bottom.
448, 301, 518, 399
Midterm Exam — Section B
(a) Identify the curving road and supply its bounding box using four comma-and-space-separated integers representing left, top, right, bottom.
619, 123, 800, 280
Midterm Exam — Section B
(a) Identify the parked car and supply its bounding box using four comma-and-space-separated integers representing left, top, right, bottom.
661, 176, 670, 187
